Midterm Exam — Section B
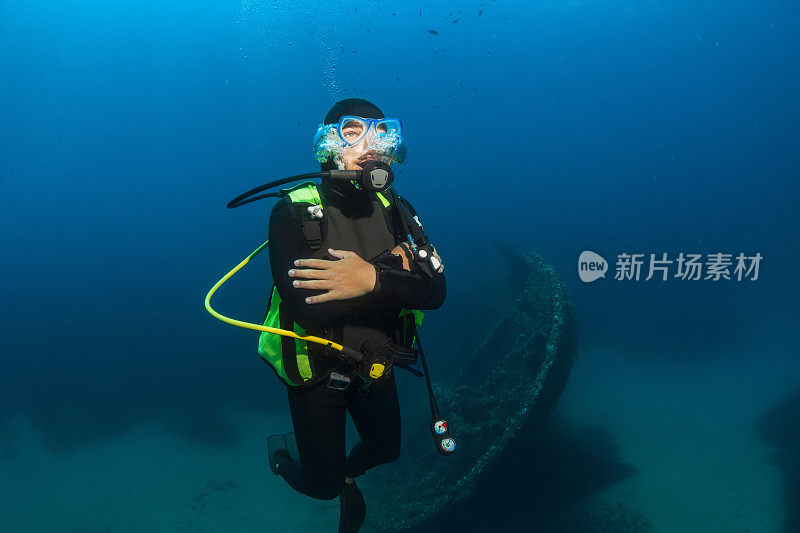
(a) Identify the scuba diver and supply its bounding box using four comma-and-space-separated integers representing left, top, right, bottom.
268, 98, 446, 531
207, 98, 449, 532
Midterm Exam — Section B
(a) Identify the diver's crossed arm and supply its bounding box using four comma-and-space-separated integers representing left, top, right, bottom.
268, 200, 380, 330
369, 249, 446, 311
269, 199, 446, 331
378, 197, 446, 310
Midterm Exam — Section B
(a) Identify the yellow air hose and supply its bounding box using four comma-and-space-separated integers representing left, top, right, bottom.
204, 240, 358, 358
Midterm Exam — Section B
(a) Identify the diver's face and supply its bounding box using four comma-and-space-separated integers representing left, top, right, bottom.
340, 119, 390, 171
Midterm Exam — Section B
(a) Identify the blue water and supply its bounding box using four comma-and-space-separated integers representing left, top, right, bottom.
1, 1, 798, 531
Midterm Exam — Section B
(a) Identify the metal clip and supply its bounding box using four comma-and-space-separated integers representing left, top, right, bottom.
307, 205, 323, 219
328, 371, 351, 391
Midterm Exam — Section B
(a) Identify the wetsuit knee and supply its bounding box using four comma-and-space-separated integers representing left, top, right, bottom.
372, 433, 401, 465
348, 438, 401, 476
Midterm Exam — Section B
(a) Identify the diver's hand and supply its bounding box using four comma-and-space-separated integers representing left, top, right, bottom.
431, 247, 444, 274
389, 242, 444, 274
289, 248, 377, 304
390, 242, 412, 271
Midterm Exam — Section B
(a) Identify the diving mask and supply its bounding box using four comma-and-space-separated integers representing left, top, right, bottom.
336, 116, 403, 146
314, 116, 407, 166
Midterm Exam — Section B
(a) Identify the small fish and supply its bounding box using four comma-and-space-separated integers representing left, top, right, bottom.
448, 11, 453, 17
396, 77, 401, 82
453, 19, 459, 23
479, 9, 483, 16
392, 12, 396, 16
351, 49, 358, 53
419, 9, 422, 17
428, 29, 439, 35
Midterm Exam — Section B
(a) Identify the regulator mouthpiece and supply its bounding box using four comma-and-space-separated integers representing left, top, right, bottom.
329, 160, 394, 192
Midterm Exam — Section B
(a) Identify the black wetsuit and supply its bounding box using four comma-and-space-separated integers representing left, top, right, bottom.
268, 179, 446, 500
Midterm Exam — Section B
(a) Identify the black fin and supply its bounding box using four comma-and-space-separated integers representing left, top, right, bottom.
267, 432, 300, 475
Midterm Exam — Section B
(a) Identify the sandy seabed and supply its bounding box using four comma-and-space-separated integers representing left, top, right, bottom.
0, 410, 338, 532
1, 339, 795, 532
557, 342, 792, 533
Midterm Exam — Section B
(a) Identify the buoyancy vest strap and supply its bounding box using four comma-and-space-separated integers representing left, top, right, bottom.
285, 182, 324, 252
373, 189, 400, 243
376, 191, 390, 208
279, 300, 304, 385
285, 182, 321, 204
303, 218, 322, 253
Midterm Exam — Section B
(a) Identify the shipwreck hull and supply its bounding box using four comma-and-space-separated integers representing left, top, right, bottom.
362, 245, 579, 531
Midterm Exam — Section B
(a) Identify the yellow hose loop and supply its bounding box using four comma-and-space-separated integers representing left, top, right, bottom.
204, 240, 348, 353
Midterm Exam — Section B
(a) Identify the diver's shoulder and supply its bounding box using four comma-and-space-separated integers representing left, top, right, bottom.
269, 197, 291, 215
268, 197, 297, 228
394, 193, 418, 215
